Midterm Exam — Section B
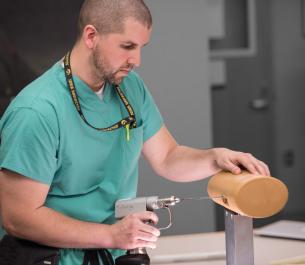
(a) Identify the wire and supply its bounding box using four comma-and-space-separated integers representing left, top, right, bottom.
180, 195, 224, 201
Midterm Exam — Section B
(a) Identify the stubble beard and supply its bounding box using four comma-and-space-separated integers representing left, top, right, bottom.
92, 47, 127, 86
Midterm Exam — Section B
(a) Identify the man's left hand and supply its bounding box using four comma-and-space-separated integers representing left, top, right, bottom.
213, 148, 270, 176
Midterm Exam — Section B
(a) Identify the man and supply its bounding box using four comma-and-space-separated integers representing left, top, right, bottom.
0, 0, 270, 264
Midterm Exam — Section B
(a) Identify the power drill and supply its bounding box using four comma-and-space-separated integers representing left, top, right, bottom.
114, 196, 180, 265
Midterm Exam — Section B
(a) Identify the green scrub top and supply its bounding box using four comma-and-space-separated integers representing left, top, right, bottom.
0, 62, 163, 265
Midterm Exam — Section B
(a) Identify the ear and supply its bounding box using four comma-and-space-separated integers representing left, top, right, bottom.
82, 25, 99, 49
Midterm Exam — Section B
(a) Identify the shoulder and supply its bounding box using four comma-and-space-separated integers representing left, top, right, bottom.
16, 62, 65, 106
1, 63, 64, 133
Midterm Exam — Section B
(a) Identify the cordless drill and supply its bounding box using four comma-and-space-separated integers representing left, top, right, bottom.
114, 196, 180, 265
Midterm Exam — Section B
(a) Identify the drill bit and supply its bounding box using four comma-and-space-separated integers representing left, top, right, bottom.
180, 195, 224, 201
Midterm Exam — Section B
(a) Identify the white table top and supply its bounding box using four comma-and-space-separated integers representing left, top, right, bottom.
148, 232, 305, 265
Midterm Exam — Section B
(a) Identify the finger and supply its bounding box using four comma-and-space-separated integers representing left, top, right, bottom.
253, 160, 269, 176
236, 155, 259, 175
246, 155, 270, 176
139, 222, 161, 237
251, 159, 267, 175
135, 239, 157, 249
136, 230, 159, 242
134, 211, 159, 225
223, 160, 242, 174
244, 163, 259, 175
260, 161, 270, 176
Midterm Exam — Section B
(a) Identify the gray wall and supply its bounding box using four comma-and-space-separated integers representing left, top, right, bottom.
137, 0, 215, 235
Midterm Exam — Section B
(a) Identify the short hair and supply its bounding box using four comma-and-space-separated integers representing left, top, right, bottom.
77, 0, 152, 39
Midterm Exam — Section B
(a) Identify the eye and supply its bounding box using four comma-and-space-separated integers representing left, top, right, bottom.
120, 44, 136, 50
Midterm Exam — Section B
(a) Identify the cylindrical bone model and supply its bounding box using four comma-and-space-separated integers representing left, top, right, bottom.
207, 171, 288, 218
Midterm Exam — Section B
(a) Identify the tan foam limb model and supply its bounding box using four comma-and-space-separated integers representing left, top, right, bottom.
207, 171, 288, 218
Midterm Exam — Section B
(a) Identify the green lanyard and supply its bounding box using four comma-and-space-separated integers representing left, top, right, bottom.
63, 52, 137, 140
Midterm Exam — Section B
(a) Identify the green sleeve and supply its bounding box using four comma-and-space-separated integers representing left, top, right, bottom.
0, 107, 58, 184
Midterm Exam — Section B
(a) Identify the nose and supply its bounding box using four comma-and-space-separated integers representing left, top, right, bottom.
127, 49, 141, 67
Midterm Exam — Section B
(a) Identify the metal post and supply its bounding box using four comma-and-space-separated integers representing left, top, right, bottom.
224, 209, 254, 265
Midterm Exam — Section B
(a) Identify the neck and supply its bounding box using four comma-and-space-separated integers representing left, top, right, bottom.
69, 44, 104, 92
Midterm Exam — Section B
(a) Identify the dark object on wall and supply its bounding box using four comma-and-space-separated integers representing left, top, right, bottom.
0, 28, 36, 115
283, 149, 295, 167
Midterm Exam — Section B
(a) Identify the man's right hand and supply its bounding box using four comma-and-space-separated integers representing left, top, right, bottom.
109, 211, 160, 250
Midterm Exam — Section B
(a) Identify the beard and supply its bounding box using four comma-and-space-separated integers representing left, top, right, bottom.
92, 46, 133, 85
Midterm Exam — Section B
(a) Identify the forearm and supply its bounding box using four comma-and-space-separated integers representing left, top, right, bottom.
143, 126, 270, 181
159, 146, 223, 182
3, 205, 113, 249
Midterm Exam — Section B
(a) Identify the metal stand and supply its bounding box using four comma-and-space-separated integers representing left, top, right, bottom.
224, 210, 254, 265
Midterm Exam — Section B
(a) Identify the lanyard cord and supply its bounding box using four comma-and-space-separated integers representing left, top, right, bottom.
63, 51, 137, 132
82, 249, 115, 265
